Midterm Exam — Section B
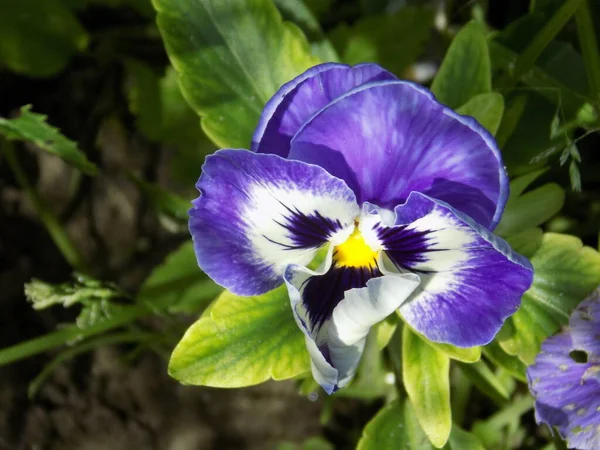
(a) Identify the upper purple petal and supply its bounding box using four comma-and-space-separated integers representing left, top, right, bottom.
252, 62, 397, 157
189, 149, 358, 296
289, 80, 508, 230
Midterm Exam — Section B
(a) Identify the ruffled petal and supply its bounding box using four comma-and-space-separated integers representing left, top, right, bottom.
289, 80, 508, 229
252, 62, 396, 157
372, 192, 533, 347
284, 252, 420, 393
528, 293, 600, 450
189, 149, 359, 296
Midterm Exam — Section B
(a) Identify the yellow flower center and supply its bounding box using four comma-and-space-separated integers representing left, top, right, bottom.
333, 226, 378, 268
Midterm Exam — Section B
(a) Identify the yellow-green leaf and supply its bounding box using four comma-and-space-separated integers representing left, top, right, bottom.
403, 327, 451, 448
169, 286, 310, 387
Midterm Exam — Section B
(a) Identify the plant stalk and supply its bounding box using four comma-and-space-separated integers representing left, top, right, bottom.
1, 139, 89, 273
575, 0, 600, 112
497, 0, 584, 89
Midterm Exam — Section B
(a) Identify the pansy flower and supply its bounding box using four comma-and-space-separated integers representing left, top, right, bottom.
528, 289, 600, 449
189, 63, 534, 393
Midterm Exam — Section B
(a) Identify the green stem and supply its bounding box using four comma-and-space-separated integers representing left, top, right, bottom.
485, 395, 534, 428
386, 324, 405, 398
498, 0, 584, 89
0, 264, 217, 367
1, 139, 89, 273
575, 0, 600, 111
0, 303, 150, 367
28, 330, 157, 398
529, 0, 536, 13
450, 367, 472, 426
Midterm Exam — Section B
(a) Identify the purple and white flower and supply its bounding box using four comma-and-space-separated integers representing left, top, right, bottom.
528, 289, 600, 449
189, 62, 534, 393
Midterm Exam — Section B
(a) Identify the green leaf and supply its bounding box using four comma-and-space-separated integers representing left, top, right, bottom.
505, 227, 544, 259
301, 437, 334, 450
444, 427, 486, 450
276, 436, 334, 450
495, 183, 565, 237
490, 20, 594, 121
124, 60, 162, 141
24, 274, 128, 330
357, 398, 484, 450
431, 21, 491, 109
273, 0, 339, 62
124, 62, 216, 185
329, 6, 434, 77
76, 300, 127, 330
24, 275, 120, 311
569, 158, 582, 191
496, 169, 564, 241
375, 315, 398, 350
426, 341, 482, 364
138, 242, 222, 314
456, 92, 505, 135
337, 331, 391, 399
472, 395, 533, 449
169, 286, 310, 387
491, 40, 594, 122
0, 106, 97, 175
127, 173, 191, 222
408, 324, 481, 363
496, 0, 585, 90
457, 361, 510, 405
403, 327, 451, 448
483, 341, 527, 382
506, 168, 548, 198
357, 400, 430, 450
0, 0, 88, 76
152, 0, 319, 149
576, 0, 600, 108
495, 94, 528, 149
498, 233, 600, 364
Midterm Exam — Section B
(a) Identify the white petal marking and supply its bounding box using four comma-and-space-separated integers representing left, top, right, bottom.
244, 184, 359, 273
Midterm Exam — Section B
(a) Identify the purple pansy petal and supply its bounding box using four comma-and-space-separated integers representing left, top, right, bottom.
569, 290, 600, 361
289, 80, 508, 229
252, 62, 396, 157
189, 149, 359, 296
527, 293, 600, 450
285, 254, 420, 393
374, 192, 533, 347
